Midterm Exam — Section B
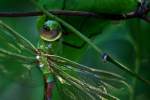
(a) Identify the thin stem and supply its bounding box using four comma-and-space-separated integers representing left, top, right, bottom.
107, 55, 150, 85
131, 40, 141, 100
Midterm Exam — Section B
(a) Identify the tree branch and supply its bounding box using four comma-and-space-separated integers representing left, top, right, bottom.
0, 0, 150, 22
0, 9, 149, 21
0, 10, 98, 17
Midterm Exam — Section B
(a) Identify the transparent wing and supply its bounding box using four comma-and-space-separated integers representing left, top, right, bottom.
0, 41, 44, 99
0, 57, 45, 100
0, 20, 45, 88
0, 21, 46, 100
0, 20, 37, 53
45, 54, 131, 100
0, 46, 44, 88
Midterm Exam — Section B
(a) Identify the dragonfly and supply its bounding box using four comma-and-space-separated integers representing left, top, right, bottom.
0, 18, 129, 100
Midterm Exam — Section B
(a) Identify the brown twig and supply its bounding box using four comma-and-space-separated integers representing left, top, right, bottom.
0, 1, 150, 21
0, 9, 148, 20
0, 10, 98, 17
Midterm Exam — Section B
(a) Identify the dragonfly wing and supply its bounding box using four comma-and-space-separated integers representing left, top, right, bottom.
0, 19, 39, 84
0, 21, 45, 99
47, 58, 126, 100
0, 55, 44, 86
0, 50, 45, 99
0, 59, 45, 100
0, 20, 37, 53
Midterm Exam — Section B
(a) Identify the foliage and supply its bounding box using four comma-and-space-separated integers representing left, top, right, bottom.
0, 0, 150, 100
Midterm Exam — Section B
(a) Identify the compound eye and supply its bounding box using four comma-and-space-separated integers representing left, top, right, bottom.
43, 24, 50, 31
40, 20, 62, 42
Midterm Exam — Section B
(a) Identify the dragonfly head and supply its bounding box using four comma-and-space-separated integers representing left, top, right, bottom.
40, 20, 62, 42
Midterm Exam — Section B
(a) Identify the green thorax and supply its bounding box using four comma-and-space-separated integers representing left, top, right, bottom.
37, 20, 62, 81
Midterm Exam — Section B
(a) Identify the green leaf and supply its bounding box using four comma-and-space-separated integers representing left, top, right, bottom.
126, 19, 150, 100
37, 0, 138, 13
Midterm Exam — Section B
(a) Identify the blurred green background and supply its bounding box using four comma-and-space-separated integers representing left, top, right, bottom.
0, 0, 150, 100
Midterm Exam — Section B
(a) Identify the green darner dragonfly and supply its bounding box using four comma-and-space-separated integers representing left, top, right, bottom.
0, 17, 131, 100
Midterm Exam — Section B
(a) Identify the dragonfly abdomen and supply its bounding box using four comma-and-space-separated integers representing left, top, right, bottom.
44, 74, 55, 100
45, 82, 54, 100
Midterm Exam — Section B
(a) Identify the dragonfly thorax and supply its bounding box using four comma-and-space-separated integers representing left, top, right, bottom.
36, 54, 53, 74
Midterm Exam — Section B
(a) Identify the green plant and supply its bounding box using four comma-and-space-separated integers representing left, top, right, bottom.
0, 0, 150, 100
